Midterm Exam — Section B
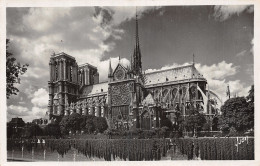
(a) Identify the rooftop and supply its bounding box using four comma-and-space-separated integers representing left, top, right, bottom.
53, 52, 75, 60
78, 63, 97, 69
80, 81, 108, 96
145, 64, 205, 86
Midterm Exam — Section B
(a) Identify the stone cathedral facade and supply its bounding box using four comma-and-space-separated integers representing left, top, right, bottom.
47, 16, 217, 130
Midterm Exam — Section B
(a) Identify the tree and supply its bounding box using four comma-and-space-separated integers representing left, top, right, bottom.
59, 113, 81, 134
183, 103, 206, 136
7, 117, 25, 138
247, 85, 254, 102
80, 115, 95, 134
160, 118, 173, 130
44, 123, 61, 138
22, 123, 43, 138
247, 85, 254, 131
219, 97, 254, 134
6, 39, 29, 99
93, 117, 108, 133
59, 115, 70, 134
212, 116, 219, 131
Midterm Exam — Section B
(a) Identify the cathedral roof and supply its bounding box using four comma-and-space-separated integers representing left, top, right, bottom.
145, 64, 205, 86
80, 82, 108, 97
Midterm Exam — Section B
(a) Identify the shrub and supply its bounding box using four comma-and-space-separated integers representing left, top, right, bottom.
44, 123, 61, 138
59, 113, 81, 134
93, 117, 108, 133
160, 118, 173, 130
22, 123, 43, 138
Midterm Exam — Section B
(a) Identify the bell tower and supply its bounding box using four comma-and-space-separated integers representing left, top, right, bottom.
48, 52, 79, 117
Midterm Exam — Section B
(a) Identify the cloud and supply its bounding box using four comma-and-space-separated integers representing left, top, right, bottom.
24, 8, 71, 32
31, 107, 47, 118
196, 61, 238, 80
31, 88, 49, 107
7, 105, 30, 116
145, 62, 190, 73
195, 62, 251, 101
213, 5, 253, 21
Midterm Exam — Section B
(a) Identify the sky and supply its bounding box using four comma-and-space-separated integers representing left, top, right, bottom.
6, 5, 254, 122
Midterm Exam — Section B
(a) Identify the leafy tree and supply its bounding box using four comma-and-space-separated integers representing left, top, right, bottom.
83, 115, 95, 134
219, 97, 254, 133
247, 85, 254, 102
6, 39, 29, 99
59, 115, 70, 134
22, 123, 43, 138
212, 116, 219, 131
160, 118, 173, 130
202, 122, 211, 132
7, 118, 25, 138
59, 113, 81, 134
183, 103, 206, 136
93, 117, 108, 133
44, 123, 61, 138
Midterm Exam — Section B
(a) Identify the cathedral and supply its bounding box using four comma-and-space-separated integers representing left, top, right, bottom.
47, 14, 219, 130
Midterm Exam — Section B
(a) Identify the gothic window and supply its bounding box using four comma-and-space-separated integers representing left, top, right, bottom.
114, 66, 125, 80
111, 83, 130, 106
55, 65, 58, 81
70, 66, 73, 81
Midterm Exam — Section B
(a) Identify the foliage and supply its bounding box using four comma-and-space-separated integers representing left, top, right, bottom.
44, 138, 171, 161
7, 118, 25, 138
7, 138, 254, 160
6, 39, 29, 99
83, 115, 95, 134
172, 106, 183, 132
59, 114, 108, 135
219, 97, 254, 133
59, 115, 70, 134
59, 113, 81, 134
173, 137, 254, 160
22, 123, 43, 138
160, 118, 173, 130
93, 116, 108, 133
44, 123, 61, 138
212, 116, 219, 131
202, 122, 211, 132
7, 138, 40, 152
183, 103, 206, 135
247, 85, 254, 102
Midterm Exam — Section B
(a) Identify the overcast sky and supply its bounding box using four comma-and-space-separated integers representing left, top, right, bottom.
6, 5, 254, 122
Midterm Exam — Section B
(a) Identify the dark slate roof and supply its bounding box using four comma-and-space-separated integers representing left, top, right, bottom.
80, 82, 108, 96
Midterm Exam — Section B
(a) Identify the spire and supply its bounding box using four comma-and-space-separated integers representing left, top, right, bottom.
108, 58, 113, 77
130, 56, 133, 71
226, 84, 230, 99
132, 6, 142, 75
192, 53, 195, 65
135, 7, 139, 50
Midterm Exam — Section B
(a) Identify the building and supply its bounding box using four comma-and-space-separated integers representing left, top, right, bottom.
47, 14, 220, 130
7, 117, 25, 138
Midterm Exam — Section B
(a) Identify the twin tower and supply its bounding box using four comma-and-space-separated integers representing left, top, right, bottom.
48, 53, 100, 116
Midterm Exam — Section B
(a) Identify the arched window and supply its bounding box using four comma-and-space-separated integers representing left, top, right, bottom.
70, 66, 73, 81
55, 64, 58, 81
